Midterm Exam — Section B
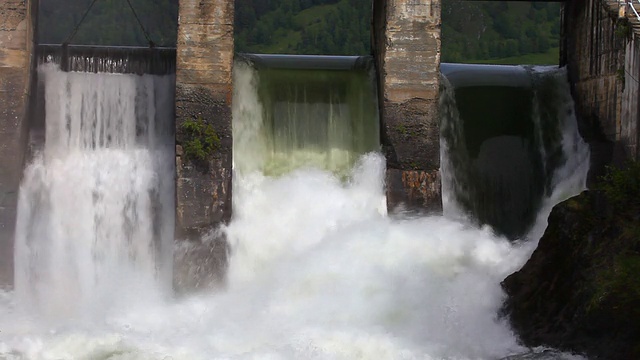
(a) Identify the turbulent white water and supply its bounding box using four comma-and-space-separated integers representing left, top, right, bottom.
0, 65, 588, 359
11, 64, 175, 320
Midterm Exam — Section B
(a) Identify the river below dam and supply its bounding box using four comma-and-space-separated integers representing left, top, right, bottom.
0, 62, 590, 359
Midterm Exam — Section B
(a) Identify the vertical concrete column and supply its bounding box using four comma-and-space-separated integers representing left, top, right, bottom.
621, 30, 640, 160
373, 0, 442, 213
562, 0, 636, 181
175, 0, 234, 239
0, 0, 37, 286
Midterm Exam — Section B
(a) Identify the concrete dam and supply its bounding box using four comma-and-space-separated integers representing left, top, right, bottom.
0, 0, 638, 358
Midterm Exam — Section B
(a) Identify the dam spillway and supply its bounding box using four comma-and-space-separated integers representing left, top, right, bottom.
13, 61, 176, 317
229, 58, 589, 241
232, 54, 380, 176
441, 63, 589, 240
0, 54, 591, 358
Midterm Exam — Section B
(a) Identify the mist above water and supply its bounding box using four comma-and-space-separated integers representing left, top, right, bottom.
0, 63, 588, 359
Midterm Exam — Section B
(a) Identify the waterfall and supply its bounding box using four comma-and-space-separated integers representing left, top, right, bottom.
0, 62, 588, 360
232, 56, 380, 177
13, 64, 175, 319
440, 64, 590, 239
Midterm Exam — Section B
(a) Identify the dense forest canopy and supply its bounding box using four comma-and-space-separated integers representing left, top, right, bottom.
234, 0, 371, 55
442, 1, 561, 63
37, 0, 561, 64
39, 0, 179, 47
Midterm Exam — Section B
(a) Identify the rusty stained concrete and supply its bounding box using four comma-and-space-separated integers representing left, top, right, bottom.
0, 0, 36, 286
386, 168, 442, 213
373, 0, 442, 213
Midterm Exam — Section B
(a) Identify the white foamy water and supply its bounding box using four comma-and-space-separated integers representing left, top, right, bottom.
10, 64, 175, 320
0, 153, 585, 359
0, 64, 588, 359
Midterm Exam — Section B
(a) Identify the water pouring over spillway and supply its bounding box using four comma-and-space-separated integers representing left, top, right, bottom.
233, 54, 380, 176
441, 64, 590, 240
13, 63, 176, 318
0, 58, 588, 359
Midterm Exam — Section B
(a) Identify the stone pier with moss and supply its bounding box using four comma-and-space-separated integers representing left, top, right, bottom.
175, 0, 234, 239
0, 0, 37, 285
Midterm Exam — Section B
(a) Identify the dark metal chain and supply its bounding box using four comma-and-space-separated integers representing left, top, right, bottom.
63, 0, 156, 48
63, 0, 101, 45
124, 0, 156, 47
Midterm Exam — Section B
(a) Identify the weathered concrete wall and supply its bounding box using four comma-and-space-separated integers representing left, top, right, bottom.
174, 0, 234, 290
621, 27, 640, 160
0, 0, 37, 285
563, 0, 640, 180
175, 0, 234, 238
373, 0, 442, 213
503, 5, 640, 358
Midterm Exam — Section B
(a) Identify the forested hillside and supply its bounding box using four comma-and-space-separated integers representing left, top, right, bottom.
235, 0, 561, 63
39, 0, 178, 46
37, 0, 561, 64
442, 1, 561, 63
234, 0, 371, 55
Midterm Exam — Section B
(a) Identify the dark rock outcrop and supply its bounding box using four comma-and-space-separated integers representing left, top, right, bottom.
502, 177, 640, 359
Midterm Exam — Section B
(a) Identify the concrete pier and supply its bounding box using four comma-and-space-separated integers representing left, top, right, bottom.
373, 0, 443, 213
173, 0, 235, 290
175, 0, 235, 238
0, 0, 36, 285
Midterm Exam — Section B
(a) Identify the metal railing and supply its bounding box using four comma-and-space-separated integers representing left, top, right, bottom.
627, 0, 640, 22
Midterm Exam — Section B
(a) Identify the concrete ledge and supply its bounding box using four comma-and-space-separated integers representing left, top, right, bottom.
0, 0, 35, 286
